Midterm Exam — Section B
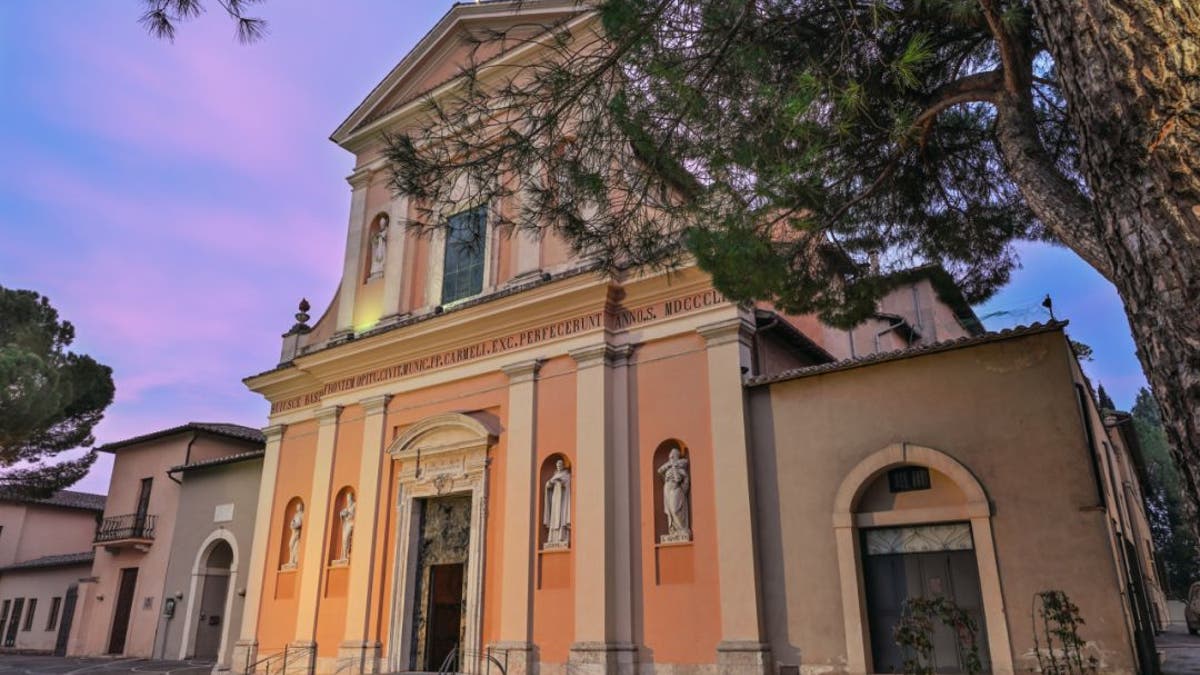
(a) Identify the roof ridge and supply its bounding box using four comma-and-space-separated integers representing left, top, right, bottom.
745, 320, 1068, 387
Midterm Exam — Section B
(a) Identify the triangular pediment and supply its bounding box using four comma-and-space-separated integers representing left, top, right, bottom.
330, 0, 586, 147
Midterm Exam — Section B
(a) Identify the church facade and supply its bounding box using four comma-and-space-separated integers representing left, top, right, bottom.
234, 3, 1164, 675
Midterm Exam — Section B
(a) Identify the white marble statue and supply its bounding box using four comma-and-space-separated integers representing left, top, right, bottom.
338, 492, 356, 562
286, 503, 304, 568
368, 221, 387, 278
658, 447, 691, 542
543, 459, 571, 549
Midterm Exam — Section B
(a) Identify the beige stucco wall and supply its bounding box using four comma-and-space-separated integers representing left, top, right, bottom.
0, 504, 98, 568
750, 329, 1138, 674
0, 563, 91, 653
156, 457, 262, 668
70, 438, 187, 657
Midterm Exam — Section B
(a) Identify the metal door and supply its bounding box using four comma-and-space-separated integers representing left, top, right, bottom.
192, 574, 229, 659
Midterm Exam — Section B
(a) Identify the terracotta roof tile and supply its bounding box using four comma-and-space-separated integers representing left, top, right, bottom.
95, 422, 265, 453
745, 321, 1068, 387
0, 551, 94, 572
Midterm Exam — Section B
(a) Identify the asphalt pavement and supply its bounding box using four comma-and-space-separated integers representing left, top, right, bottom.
1160, 622, 1200, 675
0, 656, 214, 675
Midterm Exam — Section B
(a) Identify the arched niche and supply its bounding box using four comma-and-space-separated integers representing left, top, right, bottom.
539, 453, 572, 550
364, 212, 390, 283
279, 497, 304, 570
329, 486, 356, 564
653, 439, 693, 544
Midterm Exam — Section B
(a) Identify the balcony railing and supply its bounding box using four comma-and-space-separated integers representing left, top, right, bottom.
95, 513, 156, 543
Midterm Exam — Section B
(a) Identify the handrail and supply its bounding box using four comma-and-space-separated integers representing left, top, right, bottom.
95, 513, 157, 542
437, 646, 507, 675
244, 643, 316, 675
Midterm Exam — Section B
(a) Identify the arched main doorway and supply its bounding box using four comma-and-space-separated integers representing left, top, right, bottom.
184, 537, 236, 662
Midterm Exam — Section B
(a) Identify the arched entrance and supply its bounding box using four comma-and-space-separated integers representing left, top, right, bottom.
180, 533, 239, 665
386, 412, 496, 675
832, 443, 1014, 674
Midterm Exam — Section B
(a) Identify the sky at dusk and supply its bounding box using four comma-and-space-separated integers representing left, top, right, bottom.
0, 1, 1148, 495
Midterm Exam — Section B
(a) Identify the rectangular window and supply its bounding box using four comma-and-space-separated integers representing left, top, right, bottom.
46, 597, 61, 631
887, 466, 931, 493
0, 599, 10, 639
440, 206, 488, 305
136, 477, 153, 518
6, 598, 23, 647
22, 599, 36, 631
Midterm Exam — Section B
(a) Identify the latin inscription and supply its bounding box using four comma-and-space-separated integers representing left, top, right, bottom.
269, 287, 726, 413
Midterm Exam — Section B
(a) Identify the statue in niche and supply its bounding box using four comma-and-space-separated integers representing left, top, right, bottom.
543, 459, 571, 549
337, 492, 356, 562
658, 447, 692, 543
368, 218, 387, 278
285, 503, 304, 568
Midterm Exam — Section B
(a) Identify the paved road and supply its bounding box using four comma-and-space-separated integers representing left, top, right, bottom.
0, 657, 214, 675
1160, 622, 1200, 675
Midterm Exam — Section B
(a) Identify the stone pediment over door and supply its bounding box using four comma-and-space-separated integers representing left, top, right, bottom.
387, 411, 499, 486
330, 1, 585, 146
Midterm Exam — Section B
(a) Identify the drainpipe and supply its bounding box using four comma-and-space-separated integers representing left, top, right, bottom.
168, 432, 199, 485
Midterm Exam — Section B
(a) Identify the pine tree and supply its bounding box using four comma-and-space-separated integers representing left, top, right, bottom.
0, 287, 115, 496
1131, 388, 1199, 598
384, 0, 1200, 517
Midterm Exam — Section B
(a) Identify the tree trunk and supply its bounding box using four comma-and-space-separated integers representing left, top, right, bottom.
1026, 0, 1200, 518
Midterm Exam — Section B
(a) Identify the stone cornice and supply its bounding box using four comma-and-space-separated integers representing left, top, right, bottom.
501, 358, 544, 384
697, 316, 756, 347
359, 394, 392, 415
316, 405, 343, 426
262, 425, 286, 443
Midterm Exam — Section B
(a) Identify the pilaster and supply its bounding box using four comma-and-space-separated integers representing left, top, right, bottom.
495, 359, 543, 657
697, 317, 771, 675
567, 343, 637, 675
340, 395, 391, 673
294, 406, 342, 643
232, 424, 285, 675
334, 170, 372, 339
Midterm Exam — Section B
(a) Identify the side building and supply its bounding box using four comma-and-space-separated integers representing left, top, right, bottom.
0, 490, 105, 654
67, 423, 264, 659
156, 449, 265, 671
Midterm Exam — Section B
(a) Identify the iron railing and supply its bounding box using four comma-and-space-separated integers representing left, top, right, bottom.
94, 513, 157, 543
244, 643, 316, 675
438, 646, 508, 675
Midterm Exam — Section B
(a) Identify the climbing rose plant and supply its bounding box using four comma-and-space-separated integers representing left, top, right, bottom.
893, 596, 983, 675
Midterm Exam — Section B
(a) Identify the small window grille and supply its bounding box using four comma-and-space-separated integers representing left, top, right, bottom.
888, 466, 931, 493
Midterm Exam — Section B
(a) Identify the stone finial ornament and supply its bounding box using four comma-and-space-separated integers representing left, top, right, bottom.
291, 298, 312, 333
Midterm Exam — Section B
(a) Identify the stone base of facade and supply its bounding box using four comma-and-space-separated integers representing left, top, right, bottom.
336, 641, 381, 675
285, 641, 317, 675
568, 642, 638, 675
716, 641, 772, 675
231, 640, 258, 675
487, 641, 535, 675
